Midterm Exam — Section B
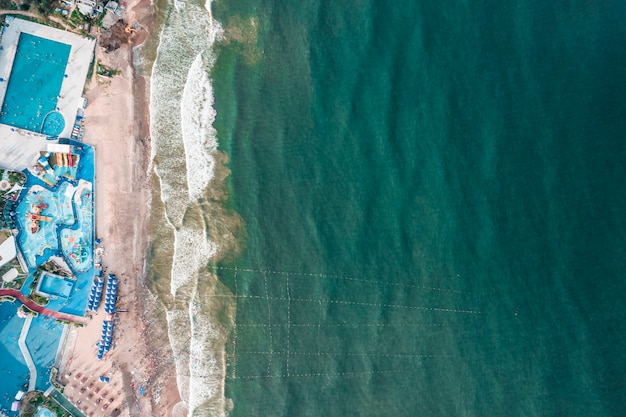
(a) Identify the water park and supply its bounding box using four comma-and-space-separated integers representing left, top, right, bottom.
0, 16, 106, 417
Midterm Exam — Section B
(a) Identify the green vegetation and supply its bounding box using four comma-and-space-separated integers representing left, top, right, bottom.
68, 7, 102, 32
40, 259, 73, 277
0, 169, 26, 229
0, 258, 27, 290
0, 0, 17, 10
68, 8, 84, 26
96, 62, 121, 77
27, 270, 50, 305
20, 391, 72, 417
31, 292, 49, 305
18, 304, 38, 316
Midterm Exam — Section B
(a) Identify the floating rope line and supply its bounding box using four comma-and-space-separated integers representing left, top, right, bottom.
214, 266, 465, 294
209, 294, 480, 314
264, 270, 273, 376
235, 322, 451, 328
286, 273, 291, 377
229, 369, 410, 380
237, 352, 441, 358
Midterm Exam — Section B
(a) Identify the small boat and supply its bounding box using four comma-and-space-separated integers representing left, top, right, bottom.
30, 221, 39, 234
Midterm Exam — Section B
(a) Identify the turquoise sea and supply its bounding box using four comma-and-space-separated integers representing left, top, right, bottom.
148, 1, 626, 415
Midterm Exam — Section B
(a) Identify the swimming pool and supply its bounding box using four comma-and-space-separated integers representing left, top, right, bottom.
38, 273, 74, 298
36, 406, 56, 417
0, 33, 69, 135
0, 302, 30, 414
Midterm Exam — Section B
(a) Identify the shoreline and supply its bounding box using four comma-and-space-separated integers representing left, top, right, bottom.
55, 0, 185, 415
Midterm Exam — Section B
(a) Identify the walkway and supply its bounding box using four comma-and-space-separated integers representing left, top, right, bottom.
0, 288, 88, 324
18, 315, 37, 391
0, 10, 75, 31
50, 389, 88, 417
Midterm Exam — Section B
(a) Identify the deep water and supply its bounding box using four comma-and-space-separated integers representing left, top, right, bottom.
207, 1, 626, 416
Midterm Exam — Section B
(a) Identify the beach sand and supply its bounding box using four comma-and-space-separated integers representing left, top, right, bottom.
55, 1, 183, 416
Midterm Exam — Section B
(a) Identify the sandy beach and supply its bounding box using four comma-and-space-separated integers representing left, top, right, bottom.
54, 1, 183, 415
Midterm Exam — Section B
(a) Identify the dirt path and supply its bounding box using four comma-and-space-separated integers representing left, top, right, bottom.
0, 10, 76, 31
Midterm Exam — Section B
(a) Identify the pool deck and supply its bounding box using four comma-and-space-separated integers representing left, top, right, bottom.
0, 17, 95, 138
0, 124, 51, 171
0, 17, 95, 172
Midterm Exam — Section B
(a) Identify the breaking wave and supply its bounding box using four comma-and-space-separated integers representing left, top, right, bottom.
149, 0, 227, 414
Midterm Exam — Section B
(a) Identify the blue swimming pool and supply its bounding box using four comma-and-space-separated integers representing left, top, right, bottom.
0, 302, 29, 415
26, 314, 63, 390
38, 273, 74, 298
36, 408, 56, 417
0, 33, 70, 134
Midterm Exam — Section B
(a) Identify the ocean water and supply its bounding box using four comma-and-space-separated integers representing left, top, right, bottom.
147, 1, 626, 416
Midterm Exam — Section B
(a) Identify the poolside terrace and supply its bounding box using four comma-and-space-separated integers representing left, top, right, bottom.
0, 17, 95, 139
0, 16, 95, 172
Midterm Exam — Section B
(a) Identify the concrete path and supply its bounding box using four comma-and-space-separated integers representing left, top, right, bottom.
18, 315, 37, 391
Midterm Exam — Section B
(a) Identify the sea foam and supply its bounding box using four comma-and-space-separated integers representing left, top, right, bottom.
180, 53, 218, 201
149, 0, 225, 414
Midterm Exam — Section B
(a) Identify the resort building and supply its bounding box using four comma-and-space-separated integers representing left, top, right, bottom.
0, 16, 97, 417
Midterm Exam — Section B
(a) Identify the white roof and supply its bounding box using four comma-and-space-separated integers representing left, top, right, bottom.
0, 235, 17, 268
47, 143, 71, 153
2, 267, 18, 282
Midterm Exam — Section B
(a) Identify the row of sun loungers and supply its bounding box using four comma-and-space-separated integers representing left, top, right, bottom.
104, 274, 118, 314
86, 269, 104, 311
97, 320, 114, 360
96, 274, 119, 360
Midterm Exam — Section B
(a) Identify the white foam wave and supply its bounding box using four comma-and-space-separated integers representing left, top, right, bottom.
180, 53, 218, 201
170, 226, 216, 296
188, 298, 223, 414
149, 0, 222, 225
149, 0, 227, 414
